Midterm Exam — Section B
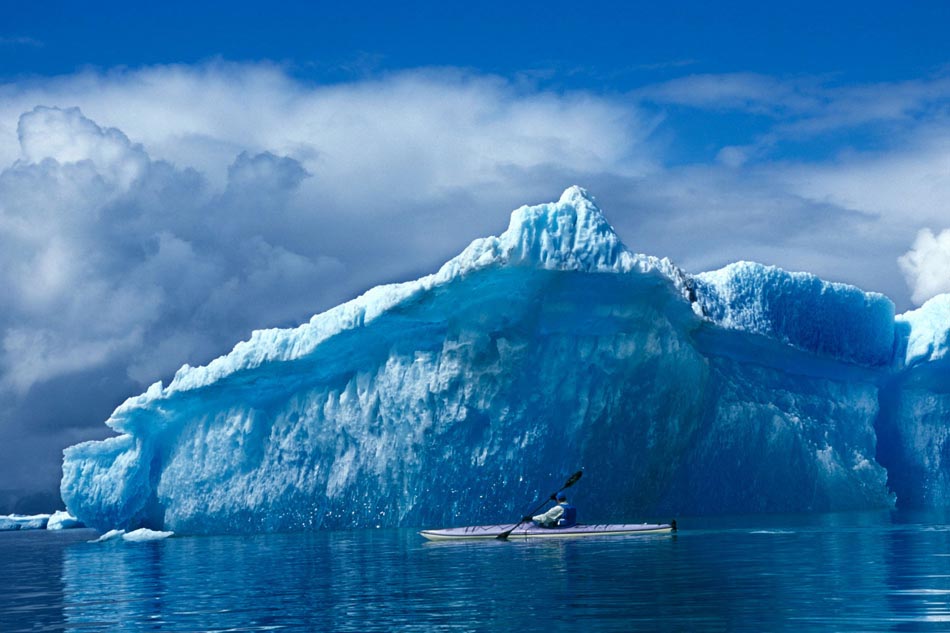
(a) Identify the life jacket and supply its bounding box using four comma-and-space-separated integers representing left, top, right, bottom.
556, 503, 577, 528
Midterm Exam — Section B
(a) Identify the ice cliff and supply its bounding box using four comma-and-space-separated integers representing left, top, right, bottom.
61, 187, 950, 533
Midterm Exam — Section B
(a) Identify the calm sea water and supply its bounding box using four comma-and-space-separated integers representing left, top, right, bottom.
1, 511, 949, 632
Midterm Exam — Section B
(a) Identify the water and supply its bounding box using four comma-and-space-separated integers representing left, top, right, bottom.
2, 511, 949, 632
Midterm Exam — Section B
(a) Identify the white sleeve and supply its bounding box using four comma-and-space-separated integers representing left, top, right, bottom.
532, 504, 565, 525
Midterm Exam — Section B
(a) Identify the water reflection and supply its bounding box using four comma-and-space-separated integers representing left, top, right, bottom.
884, 510, 950, 628
0, 529, 82, 632
0, 511, 942, 631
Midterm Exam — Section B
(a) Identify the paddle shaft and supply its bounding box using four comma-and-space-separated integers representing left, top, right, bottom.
496, 470, 583, 540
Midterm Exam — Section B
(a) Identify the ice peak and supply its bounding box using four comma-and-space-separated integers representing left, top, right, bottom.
501, 185, 631, 272
558, 185, 596, 206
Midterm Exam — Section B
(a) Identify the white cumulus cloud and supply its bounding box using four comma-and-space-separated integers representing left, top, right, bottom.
18, 106, 149, 189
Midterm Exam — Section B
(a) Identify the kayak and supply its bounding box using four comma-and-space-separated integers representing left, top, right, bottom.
420, 522, 676, 541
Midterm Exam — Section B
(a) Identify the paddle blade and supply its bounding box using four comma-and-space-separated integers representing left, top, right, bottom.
563, 470, 583, 489
496, 522, 521, 540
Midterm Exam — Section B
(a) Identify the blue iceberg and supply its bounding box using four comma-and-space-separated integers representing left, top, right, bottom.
61, 187, 950, 533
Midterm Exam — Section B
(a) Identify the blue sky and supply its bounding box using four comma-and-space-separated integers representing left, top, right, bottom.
2, 2, 950, 508
6, 2, 948, 84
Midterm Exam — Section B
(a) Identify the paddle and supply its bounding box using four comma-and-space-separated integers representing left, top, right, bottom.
496, 470, 583, 540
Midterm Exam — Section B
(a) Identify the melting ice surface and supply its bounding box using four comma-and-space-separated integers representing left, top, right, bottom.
61, 187, 950, 534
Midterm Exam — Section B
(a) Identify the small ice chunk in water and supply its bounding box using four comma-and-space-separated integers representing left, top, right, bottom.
122, 528, 174, 542
90, 529, 126, 542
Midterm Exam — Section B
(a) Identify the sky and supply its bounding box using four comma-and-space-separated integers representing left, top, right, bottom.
2, 1, 950, 511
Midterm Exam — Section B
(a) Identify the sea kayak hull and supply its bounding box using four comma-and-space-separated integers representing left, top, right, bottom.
419, 522, 674, 541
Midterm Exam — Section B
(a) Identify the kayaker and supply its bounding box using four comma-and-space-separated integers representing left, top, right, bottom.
530, 492, 577, 528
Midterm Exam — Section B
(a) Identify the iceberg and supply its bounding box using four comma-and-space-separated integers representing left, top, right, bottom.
0, 509, 82, 531
46, 510, 83, 530
91, 529, 125, 543
122, 528, 174, 542
88, 527, 173, 543
60, 187, 949, 534
0, 514, 50, 530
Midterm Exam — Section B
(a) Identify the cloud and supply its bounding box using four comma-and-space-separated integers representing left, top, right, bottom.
637, 73, 950, 164
592, 163, 892, 289
0, 64, 657, 190
639, 73, 950, 123
0, 36, 42, 48
0, 105, 340, 397
2, 326, 144, 395
636, 72, 821, 115
774, 131, 950, 231
634, 59, 698, 72
225, 151, 310, 196
898, 228, 950, 306
17, 106, 149, 188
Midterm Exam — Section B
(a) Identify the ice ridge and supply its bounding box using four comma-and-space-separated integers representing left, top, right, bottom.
693, 262, 896, 367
